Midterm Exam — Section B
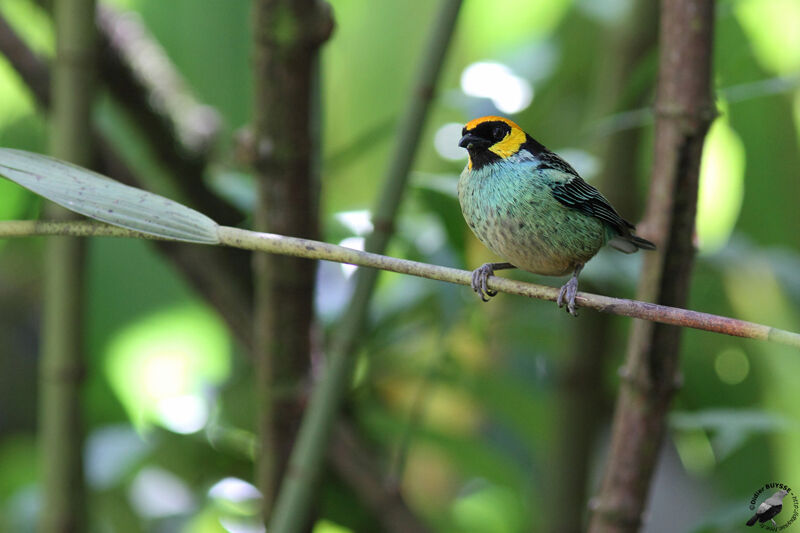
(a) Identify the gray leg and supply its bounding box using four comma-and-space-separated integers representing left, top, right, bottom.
557, 264, 584, 316
471, 262, 515, 302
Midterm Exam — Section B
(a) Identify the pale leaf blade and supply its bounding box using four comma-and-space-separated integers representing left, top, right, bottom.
0, 148, 219, 243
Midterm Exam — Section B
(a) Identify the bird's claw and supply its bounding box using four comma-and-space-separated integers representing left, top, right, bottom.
471, 264, 498, 302
557, 277, 579, 316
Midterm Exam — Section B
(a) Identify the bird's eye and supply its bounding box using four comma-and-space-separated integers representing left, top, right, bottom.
493, 125, 506, 141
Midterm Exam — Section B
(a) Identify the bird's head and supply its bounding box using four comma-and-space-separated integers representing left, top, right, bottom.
459, 116, 543, 171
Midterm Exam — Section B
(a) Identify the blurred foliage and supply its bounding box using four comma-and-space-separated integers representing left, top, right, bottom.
1, 0, 800, 531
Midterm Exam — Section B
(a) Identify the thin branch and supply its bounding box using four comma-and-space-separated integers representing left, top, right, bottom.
0, 15, 50, 105
589, 74, 800, 138
2, 5, 240, 226
387, 335, 446, 490
2, 220, 797, 349
97, 6, 219, 155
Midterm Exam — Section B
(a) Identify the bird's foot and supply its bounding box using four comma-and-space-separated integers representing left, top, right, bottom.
470, 262, 515, 302
556, 278, 578, 316
557, 266, 583, 316
472, 263, 499, 302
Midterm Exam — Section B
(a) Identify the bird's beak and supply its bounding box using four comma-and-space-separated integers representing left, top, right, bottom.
459, 133, 489, 150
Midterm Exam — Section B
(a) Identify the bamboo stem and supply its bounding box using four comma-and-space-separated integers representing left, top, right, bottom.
39, 0, 96, 531
2, 219, 797, 350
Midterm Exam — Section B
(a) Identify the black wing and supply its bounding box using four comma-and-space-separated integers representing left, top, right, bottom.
548, 174, 634, 235
535, 150, 582, 178
761, 504, 783, 522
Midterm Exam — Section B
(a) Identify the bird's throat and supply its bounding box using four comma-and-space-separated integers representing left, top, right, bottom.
467, 149, 501, 171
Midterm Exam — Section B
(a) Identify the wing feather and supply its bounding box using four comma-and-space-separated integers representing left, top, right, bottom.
547, 174, 634, 235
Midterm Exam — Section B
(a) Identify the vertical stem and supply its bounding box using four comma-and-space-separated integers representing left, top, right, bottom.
548, 315, 611, 533
267, 1, 463, 531
251, 0, 332, 519
39, 0, 96, 531
588, 2, 716, 532
547, 4, 659, 532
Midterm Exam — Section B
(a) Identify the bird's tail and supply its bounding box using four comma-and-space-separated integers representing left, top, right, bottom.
608, 233, 656, 253
630, 235, 656, 250
746, 514, 758, 526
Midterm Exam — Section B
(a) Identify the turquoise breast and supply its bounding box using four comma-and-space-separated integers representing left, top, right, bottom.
457, 156, 607, 277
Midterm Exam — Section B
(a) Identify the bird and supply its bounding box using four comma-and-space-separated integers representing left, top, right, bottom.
457, 116, 655, 315
747, 490, 789, 527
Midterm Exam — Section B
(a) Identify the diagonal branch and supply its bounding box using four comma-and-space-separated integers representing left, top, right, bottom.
0, 15, 50, 105
1, 220, 797, 349
96, 4, 242, 226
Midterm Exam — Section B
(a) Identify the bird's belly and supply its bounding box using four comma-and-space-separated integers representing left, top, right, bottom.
459, 178, 606, 276
490, 230, 581, 276
476, 216, 601, 276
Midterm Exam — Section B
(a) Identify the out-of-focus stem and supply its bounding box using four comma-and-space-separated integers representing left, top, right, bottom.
266, 1, 463, 531
250, 0, 333, 518
588, 1, 717, 532
39, 0, 96, 531
547, 3, 659, 532
96, 4, 241, 226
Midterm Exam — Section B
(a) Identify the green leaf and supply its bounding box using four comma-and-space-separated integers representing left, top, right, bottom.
0, 149, 219, 243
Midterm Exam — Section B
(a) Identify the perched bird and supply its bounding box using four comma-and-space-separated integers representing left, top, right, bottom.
747, 490, 789, 527
457, 116, 655, 315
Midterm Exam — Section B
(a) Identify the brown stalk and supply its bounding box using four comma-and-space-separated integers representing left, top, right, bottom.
250, 0, 333, 518
588, 1, 717, 531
